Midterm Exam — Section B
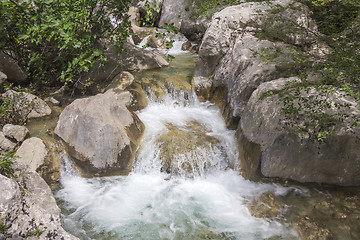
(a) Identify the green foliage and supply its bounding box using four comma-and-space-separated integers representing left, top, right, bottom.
141, 0, 161, 26
0, 0, 132, 88
25, 226, 45, 239
0, 151, 15, 178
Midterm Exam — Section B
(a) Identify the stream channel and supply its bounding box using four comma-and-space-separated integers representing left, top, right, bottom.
27, 54, 360, 240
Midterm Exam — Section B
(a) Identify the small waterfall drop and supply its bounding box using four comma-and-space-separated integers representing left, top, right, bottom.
55, 55, 305, 240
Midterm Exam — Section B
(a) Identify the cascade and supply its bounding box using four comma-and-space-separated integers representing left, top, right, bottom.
55, 55, 304, 239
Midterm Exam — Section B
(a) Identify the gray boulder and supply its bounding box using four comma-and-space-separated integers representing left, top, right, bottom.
239, 77, 360, 186
3, 90, 51, 121
15, 137, 61, 184
55, 88, 145, 177
0, 52, 27, 84
0, 132, 16, 151
0, 163, 78, 239
3, 124, 29, 142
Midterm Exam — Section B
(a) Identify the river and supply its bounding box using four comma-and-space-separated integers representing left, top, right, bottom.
26, 54, 360, 239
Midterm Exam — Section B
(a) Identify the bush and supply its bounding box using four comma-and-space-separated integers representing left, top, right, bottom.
0, 0, 132, 88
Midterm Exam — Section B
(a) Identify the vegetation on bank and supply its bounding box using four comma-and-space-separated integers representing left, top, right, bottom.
0, 0, 132, 89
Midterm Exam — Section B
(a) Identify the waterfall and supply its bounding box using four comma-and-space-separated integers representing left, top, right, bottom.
55, 56, 306, 240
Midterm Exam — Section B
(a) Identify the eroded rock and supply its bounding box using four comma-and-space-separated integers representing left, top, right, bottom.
0, 132, 16, 151
55, 89, 145, 177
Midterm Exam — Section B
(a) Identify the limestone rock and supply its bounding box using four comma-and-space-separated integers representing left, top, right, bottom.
0, 52, 27, 84
3, 124, 29, 142
15, 137, 48, 172
3, 90, 51, 121
159, 0, 192, 29
15, 137, 60, 183
44, 96, 60, 106
0, 132, 16, 151
0, 162, 78, 239
55, 89, 145, 177
239, 77, 360, 186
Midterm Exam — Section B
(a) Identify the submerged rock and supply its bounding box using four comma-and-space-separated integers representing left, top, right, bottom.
247, 192, 283, 219
55, 88, 145, 177
294, 216, 333, 240
157, 121, 220, 175
0, 162, 78, 239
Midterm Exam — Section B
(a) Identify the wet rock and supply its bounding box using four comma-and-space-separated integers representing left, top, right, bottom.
247, 192, 283, 218
14, 137, 60, 183
0, 52, 28, 84
126, 81, 148, 111
157, 122, 220, 175
3, 124, 29, 142
294, 216, 333, 240
180, 19, 208, 42
0, 162, 78, 239
55, 88, 145, 177
0, 132, 16, 151
181, 41, 192, 51
3, 90, 51, 121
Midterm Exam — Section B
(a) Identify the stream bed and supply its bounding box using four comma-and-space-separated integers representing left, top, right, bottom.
27, 54, 360, 239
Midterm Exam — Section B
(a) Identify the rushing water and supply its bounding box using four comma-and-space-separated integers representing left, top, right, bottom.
52, 54, 360, 240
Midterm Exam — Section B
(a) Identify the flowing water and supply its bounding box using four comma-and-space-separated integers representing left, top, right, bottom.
48, 55, 360, 239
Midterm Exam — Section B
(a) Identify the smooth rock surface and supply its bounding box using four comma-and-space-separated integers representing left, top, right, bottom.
3, 124, 29, 142
55, 89, 145, 177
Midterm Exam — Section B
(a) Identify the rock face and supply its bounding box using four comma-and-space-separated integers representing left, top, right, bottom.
3, 124, 29, 142
240, 78, 360, 186
55, 87, 145, 177
3, 90, 52, 121
193, 0, 360, 186
0, 52, 28, 84
0, 163, 78, 239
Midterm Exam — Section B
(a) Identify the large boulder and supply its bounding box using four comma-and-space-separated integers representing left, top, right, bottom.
239, 77, 360, 186
0, 52, 27, 84
15, 137, 60, 183
55, 88, 145, 177
193, 0, 315, 112
0, 163, 78, 239
3, 90, 51, 122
